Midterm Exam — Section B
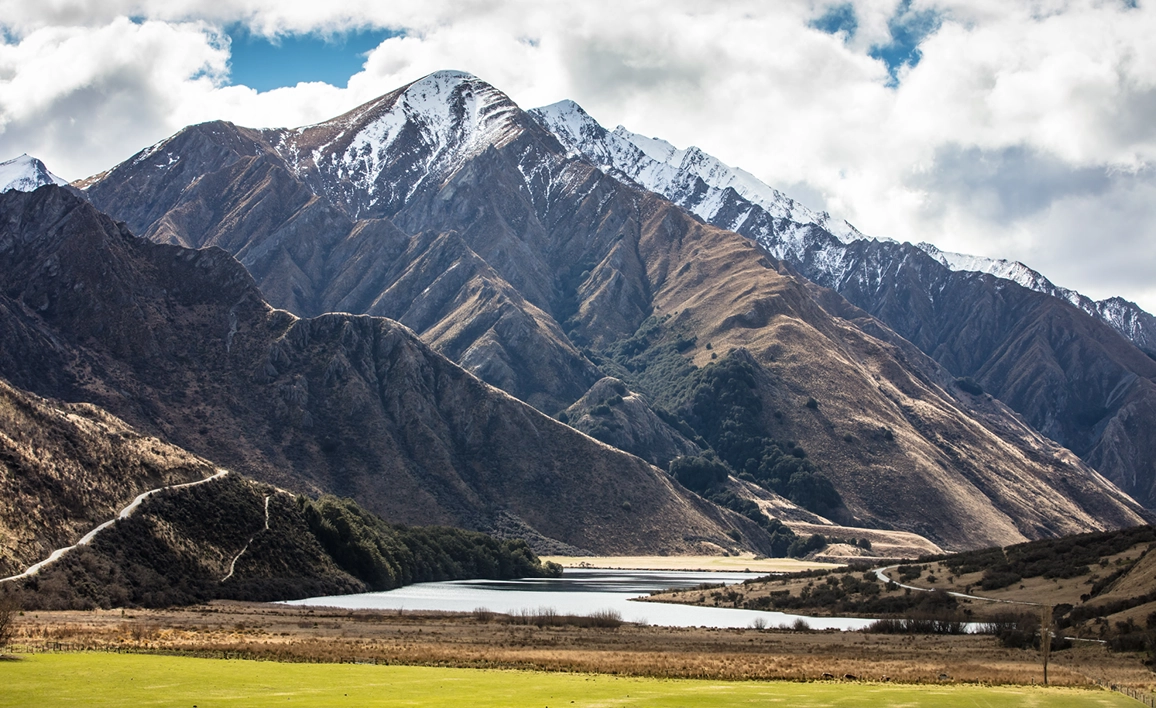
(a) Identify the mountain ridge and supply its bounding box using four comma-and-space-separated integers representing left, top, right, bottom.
529, 99, 1156, 355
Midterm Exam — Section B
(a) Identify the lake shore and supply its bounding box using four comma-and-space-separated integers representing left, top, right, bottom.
539, 554, 841, 573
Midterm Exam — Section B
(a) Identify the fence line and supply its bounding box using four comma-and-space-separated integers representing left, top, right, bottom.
1092, 678, 1155, 706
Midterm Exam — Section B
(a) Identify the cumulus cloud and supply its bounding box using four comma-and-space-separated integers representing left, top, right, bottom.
0, 0, 1154, 309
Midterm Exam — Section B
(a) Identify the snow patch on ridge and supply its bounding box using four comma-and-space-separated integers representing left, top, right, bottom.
531, 100, 863, 243
0, 154, 67, 193
274, 70, 526, 215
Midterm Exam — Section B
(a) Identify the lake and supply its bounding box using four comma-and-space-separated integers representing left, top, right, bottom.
284, 569, 877, 631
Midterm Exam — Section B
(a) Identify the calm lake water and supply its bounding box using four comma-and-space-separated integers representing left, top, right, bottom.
284, 569, 877, 631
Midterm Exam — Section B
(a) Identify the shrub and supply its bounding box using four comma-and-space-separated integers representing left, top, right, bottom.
788, 534, 827, 558
955, 377, 984, 396
669, 455, 730, 492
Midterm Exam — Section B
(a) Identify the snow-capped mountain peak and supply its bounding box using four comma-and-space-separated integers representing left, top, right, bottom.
0, 154, 68, 193
268, 70, 527, 217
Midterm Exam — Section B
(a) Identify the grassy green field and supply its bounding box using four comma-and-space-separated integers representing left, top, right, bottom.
0, 653, 1138, 707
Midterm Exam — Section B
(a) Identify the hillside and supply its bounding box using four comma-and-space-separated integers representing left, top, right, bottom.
10, 469, 560, 610
650, 524, 1156, 650
77, 70, 1149, 551
0, 370, 562, 609
0, 378, 215, 578
0, 185, 769, 556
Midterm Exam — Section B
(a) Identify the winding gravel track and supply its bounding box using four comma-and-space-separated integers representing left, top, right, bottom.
874, 565, 1039, 606
0, 470, 230, 583
220, 495, 270, 583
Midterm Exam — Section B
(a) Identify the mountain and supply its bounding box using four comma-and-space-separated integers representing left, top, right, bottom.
915, 242, 1156, 355
531, 99, 1156, 508
531, 100, 1156, 356
0, 154, 68, 193
0, 184, 769, 556
81, 77, 596, 414
75, 71, 1151, 550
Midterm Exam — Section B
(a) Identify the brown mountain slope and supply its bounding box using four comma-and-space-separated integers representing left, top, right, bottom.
530, 102, 1156, 510
818, 238, 1156, 508
84, 120, 597, 413
629, 207, 1144, 547
0, 185, 768, 556
80, 71, 1147, 550
351, 84, 1147, 548
0, 378, 215, 578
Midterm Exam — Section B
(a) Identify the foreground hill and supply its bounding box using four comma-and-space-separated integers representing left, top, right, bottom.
0, 185, 766, 556
78, 70, 1148, 550
0, 378, 214, 578
13, 471, 558, 610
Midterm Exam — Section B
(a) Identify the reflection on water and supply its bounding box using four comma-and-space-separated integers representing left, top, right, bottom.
284, 569, 877, 631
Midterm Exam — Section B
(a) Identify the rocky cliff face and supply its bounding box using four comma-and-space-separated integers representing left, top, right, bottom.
78, 71, 1150, 549
0, 185, 769, 556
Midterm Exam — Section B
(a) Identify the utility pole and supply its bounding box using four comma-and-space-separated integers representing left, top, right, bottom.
1041, 604, 1053, 685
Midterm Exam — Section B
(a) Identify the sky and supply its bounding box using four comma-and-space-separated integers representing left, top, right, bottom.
0, 1, 1153, 311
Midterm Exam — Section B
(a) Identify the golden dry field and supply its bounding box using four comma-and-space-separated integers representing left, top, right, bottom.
6, 602, 1154, 690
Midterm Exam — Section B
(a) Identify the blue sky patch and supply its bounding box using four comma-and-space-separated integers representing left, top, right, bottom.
809, 4, 859, 37
225, 26, 397, 91
868, 1, 942, 86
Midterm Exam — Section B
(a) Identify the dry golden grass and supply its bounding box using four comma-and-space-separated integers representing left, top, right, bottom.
886, 545, 1153, 626
9, 603, 1154, 690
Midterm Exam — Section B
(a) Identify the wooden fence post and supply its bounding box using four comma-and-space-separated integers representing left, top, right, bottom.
1040, 604, 1052, 686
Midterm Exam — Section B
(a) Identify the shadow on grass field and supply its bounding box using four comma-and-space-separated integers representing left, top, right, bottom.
0, 653, 1138, 708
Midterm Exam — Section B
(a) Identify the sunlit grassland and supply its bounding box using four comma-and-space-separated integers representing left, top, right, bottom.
0, 653, 1137, 707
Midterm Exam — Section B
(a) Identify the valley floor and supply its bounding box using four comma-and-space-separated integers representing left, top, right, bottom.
0, 653, 1141, 708
6, 603, 1154, 690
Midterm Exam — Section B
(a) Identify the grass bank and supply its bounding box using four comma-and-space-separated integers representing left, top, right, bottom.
0, 653, 1137, 707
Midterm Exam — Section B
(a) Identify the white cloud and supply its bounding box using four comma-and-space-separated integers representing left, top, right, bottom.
0, 0, 1154, 310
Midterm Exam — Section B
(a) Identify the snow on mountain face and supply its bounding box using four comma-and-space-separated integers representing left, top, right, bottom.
270, 70, 527, 217
530, 99, 1156, 352
0, 154, 67, 193
914, 241, 1156, 350
530, 100, 863, 243
916, 242, 1054, 293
